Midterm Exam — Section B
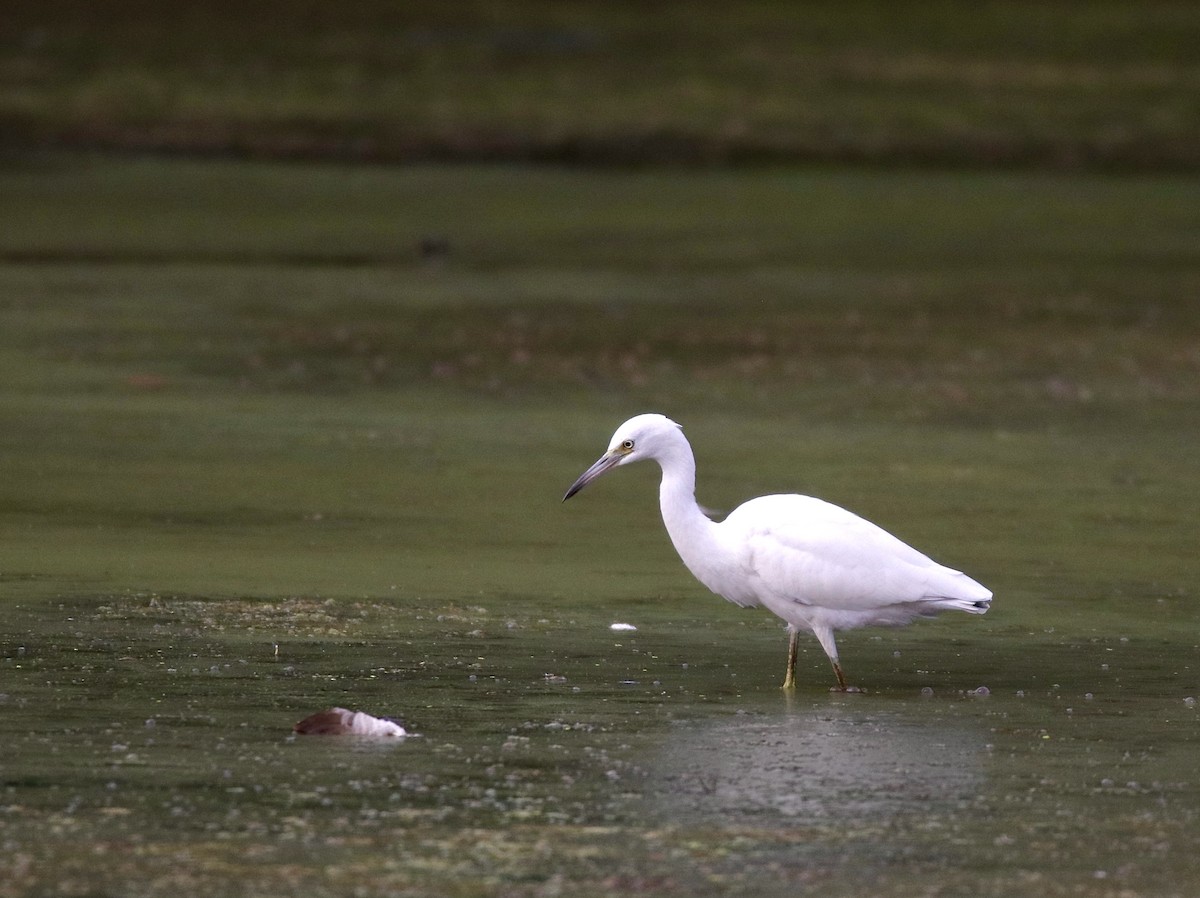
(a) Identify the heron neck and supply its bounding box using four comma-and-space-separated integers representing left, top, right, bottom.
655, 439, 721, 565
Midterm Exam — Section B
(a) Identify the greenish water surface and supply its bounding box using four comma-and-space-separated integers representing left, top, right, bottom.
1, 157, 1199, 896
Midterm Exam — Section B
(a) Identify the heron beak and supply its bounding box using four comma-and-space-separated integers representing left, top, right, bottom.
562, 450, 624, 501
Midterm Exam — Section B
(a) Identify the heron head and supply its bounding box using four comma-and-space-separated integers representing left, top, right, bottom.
562, 414, 682, 501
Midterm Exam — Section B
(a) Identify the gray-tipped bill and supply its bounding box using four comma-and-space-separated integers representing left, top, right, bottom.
562, 450, 623, 501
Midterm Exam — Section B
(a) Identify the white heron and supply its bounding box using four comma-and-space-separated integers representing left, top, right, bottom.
563, 414, 992, 691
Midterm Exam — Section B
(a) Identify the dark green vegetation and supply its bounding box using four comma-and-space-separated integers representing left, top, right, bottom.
3, 0, 1200, 167
2, 156, 1199, 896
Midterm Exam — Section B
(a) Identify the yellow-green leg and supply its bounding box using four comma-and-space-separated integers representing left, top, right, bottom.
782, 629, 798, 690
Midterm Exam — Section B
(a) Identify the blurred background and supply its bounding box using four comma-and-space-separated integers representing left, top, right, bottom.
2, 0, 1197, 595
4, 0, 1199, 168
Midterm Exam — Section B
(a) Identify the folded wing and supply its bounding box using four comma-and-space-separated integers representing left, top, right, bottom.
727, 494, 991, 614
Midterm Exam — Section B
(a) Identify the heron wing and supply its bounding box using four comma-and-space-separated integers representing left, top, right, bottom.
728, 494, 989, 612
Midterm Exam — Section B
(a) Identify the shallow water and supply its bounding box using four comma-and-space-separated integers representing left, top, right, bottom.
4, 587, 1199, 897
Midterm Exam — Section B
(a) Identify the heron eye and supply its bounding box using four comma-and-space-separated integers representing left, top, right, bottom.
621, 439, 635, 451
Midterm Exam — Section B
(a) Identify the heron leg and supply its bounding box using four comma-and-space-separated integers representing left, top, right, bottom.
812, 625, 860, 692
831, 659, 849, 691
828, 658, 864, 693
782, 629, 799, 690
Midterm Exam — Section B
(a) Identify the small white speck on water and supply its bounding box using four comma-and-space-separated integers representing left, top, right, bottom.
610, 622, 637, 631
969, 686, 990, 697
920, 686, 934, 697
1185, 696, 1196, 708
1084, 692, 1094, 700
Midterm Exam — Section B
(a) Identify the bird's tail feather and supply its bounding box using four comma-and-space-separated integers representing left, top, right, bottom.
923, 568, 992, 614
934, 595, 992, 614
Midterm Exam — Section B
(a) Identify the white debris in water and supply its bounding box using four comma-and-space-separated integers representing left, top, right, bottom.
1185, 696, 1197, 708
610, 622, 637, 631
293, 707, 408, 738
968, 686, 991, 697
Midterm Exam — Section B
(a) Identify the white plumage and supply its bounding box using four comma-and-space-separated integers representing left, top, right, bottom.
563, 413, 992, 690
